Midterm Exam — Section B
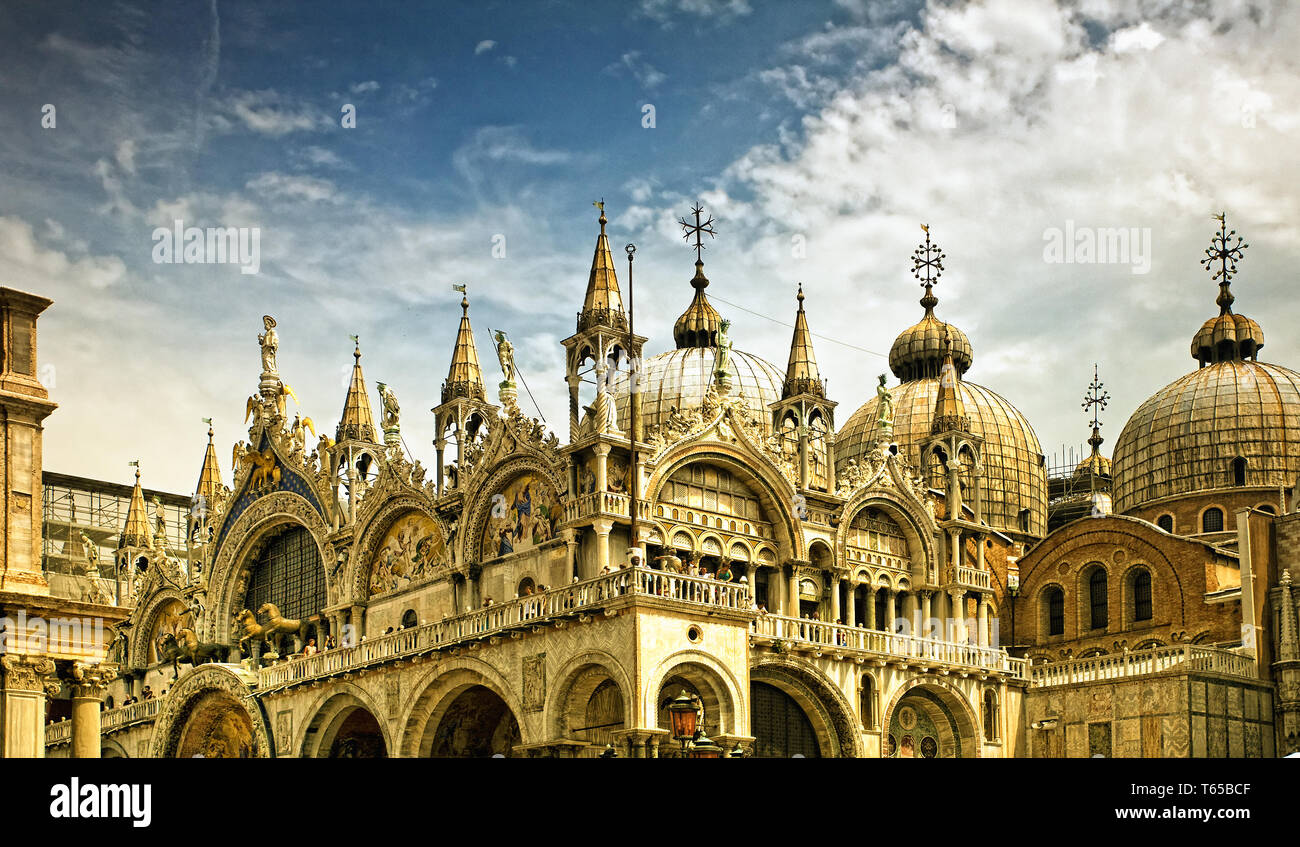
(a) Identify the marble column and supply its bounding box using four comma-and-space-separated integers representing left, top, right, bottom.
830, 576, 842, 623
69, 662, 118, 759
884, 589, 897, 633
865, 587, 877, 630
593, 519, 613, 576
921, 590, 934, 640
977, 596, 989, 647
846, 581, 857, 627
0, 655, 59, 758
787, 567, 800, 616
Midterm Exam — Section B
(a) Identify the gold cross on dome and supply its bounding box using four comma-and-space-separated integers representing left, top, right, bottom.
678, 203, 717, 263
1201, 212, 1248, 284
1081, 363, 1109, 430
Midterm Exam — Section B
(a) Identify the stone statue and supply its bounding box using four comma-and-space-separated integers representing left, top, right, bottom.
376, 382, 400, 430
715, 319, 733, 385
258, 315, 279, 376
876, 374, 895, 437
80, 531, 99, 577
152, 496, 167, 547
494, 330, 515, 385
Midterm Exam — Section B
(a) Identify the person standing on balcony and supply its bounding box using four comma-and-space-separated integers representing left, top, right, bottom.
303, 638, 318, 657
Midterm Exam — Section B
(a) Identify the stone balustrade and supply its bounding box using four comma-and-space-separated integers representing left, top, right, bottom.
1029, 643, 1257, 687
951, 564, 993, 591
751, 613, 1028, 679
45, 696, 162, 746
258, 567, 754, 690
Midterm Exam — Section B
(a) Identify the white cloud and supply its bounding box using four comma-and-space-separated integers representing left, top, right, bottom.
215, 89, 326, 136
0, 216, 126, 291
605, 51, 668, 89
639, 0, 752, 26
349, 80, 380, 94
475, 39, 497, 55
244, 172, 340, 204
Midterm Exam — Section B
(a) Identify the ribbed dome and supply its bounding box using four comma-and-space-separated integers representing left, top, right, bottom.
836, 378, 1048, 536
611, 348, 784, 435
1191, 312, 1264, 364
1073, 452, 1112, 480
1111, 360, 1300, 513
889, 312, 973, 381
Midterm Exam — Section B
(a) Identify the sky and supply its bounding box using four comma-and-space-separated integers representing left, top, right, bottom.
1, 0, 1297, 495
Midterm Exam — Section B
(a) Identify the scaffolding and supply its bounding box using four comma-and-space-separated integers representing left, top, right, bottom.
40, 471, 191, 579
1045, 444, 1111, 533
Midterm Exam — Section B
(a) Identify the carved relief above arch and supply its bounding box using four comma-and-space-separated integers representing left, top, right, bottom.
203, 491, 333, 644
128, 588, 190, 669
348, 496, 450, 602
463, 456, 566, 566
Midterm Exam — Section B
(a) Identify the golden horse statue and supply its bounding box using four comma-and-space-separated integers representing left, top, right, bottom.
258, 602, 310, 647
234, 608, 271, 650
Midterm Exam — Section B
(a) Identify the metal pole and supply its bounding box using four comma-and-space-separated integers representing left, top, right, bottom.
626, 243, 639, 565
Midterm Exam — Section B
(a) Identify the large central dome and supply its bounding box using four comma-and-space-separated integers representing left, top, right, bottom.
836, 262, 1047, 538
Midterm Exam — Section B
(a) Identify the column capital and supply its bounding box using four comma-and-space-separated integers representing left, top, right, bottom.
68, 661, 119, 699
1, 654, 60, 696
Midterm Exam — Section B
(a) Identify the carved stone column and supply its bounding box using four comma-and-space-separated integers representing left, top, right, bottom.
845, 578, 857, 626
592, 519, 613, 577
69, 662, 118, 758
592, 443, 611, 493
0, 655, 59, 758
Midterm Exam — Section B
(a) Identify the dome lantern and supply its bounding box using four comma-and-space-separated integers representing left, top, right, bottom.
1191, 213, 1262, 366
889, 225, 973, 382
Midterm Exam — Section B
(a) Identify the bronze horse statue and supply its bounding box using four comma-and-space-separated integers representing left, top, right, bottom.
157, 628, 226, 679
234, 604, 312, 655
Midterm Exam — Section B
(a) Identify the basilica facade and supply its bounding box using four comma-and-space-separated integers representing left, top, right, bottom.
3, 210, 1297, 758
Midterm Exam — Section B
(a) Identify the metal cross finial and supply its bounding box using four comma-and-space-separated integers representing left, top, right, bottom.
678, 203, 717, 263
1081, 363, 1109, 431
912, 223, 945, 301
1201, 212, 1248, 292
593, 199, 605, 215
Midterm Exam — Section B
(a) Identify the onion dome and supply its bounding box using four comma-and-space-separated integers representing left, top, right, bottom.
1113, 215, 1300, 513
837, 225, 1047, 537
673, 260, 723, 348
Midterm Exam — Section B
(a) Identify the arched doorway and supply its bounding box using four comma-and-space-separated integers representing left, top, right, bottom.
884, 686, 974, 759
429, 685, 521, 757
751, 681, 820, 758
327, 708, 387, 758
176, 690, 256, 758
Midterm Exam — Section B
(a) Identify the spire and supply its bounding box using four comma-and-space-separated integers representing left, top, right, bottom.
119, 465, 151, 550
914, 223, 945, 318
931, 327, 970, 435
195, 420, 223, 505
674, 203, 723, 348
890, 224, 973, 381
783, 284, 824, 398
337, 338, 378, 442
442, 290, 487, 404
577, 201, 626, 331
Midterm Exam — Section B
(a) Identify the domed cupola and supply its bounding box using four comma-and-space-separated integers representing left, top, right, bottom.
836, 225, 1048, 539
610, 204, 784, 433
1112, 215, 1300, 520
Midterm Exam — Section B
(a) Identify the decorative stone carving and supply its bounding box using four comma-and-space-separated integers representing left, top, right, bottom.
0, 655, 59, 696
523, 653, 546, 712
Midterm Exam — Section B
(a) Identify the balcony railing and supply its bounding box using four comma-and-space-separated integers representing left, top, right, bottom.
45, 696, 162, 746
1029, 644, 1257, 687
751, 613, 1027, 679
258, 568, 754, 690
949, 565, 993, 592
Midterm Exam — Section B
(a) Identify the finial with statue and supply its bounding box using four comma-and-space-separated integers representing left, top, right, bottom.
876, 374, 895, 440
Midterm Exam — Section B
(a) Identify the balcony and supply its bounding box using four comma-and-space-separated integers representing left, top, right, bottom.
1029, 643, 1257, 688
947, 564, 992, 592
751, 614, 1027, 680
563, 491, 631, 523
258, 568, 754, 691
46, 697, 162, 747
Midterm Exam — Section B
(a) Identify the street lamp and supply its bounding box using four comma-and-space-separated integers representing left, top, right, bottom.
668, 690, 699, 749
690, 732, 722, 759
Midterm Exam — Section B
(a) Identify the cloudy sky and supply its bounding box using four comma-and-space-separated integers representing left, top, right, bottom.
1, 0, 1297, 494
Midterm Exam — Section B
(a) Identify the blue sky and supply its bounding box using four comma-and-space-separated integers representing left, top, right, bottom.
2, 0, 1298, 494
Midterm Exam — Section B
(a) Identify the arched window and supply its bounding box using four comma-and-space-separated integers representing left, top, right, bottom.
1232, 457, 1247, 487
1202, 507, 1224, 533
860, 675, 876, 729
244, 526, 325, 623
400, 609, 418, 629
1088, 569, 1108, 630
1045, 587, 1065, 636
983, 689, 999, 741
1133, 570, 1152, 622
1156, 514, 1174, 533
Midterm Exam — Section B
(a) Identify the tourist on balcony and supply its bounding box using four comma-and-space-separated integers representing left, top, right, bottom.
303, 638, 318, 657
716, 561, 733, 582
141, 685, 154, 701
324, 634, 337, 651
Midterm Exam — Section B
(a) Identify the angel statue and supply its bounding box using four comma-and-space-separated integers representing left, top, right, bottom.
377, 382, 401, 430
258, 315, 279, 376
495, 331, 515, 385
876, 374, 895, 437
